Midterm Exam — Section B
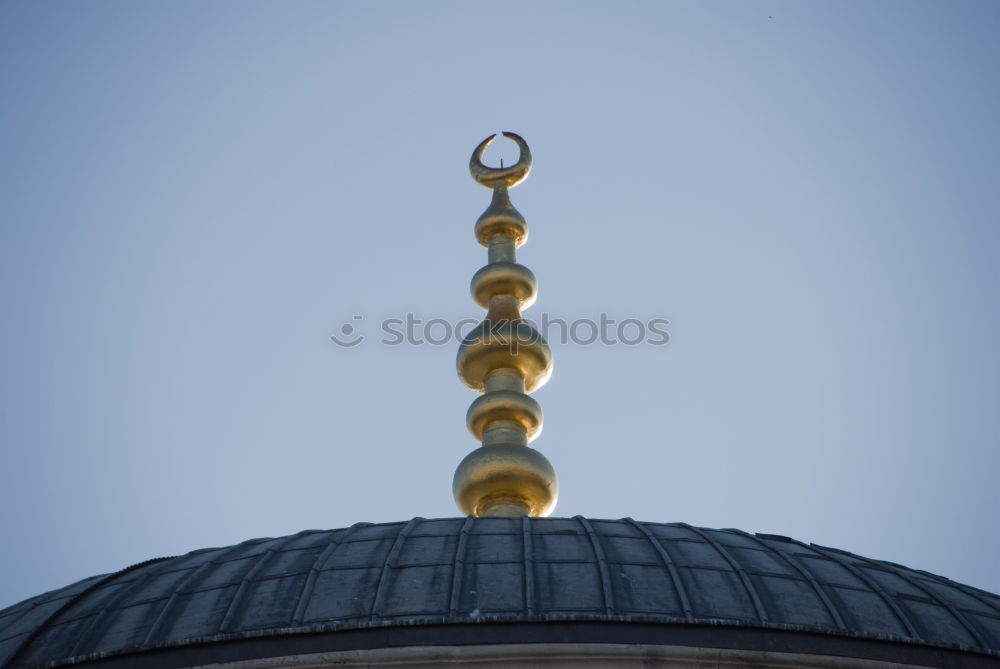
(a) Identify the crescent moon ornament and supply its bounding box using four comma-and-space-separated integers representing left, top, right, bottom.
469, 131, 532, 189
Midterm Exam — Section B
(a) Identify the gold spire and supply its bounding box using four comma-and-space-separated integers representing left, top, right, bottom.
453, 132, 557, 518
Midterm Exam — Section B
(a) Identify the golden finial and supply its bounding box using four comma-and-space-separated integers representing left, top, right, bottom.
454, 132, 557, 518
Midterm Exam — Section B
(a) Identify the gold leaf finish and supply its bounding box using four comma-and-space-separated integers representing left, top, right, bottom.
454, 133, 558, 518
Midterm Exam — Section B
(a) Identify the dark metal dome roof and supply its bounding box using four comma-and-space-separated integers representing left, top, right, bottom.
2, 517, 999, 668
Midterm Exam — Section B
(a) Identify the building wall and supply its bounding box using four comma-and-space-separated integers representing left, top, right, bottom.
195, 643, 931, 669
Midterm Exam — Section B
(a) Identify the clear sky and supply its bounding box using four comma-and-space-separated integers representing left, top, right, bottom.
1, 1, 998, 610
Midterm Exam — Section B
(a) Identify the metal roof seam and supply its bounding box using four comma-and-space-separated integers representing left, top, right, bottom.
575, 516, 615, 616
808, 544, 921, 638
64, 559, 176, 659
864, 554, 989, 648
218, 534, 306, 633
681, 524, 769, 623
727, 529, 847, 629
448, 517, 474, 617
625, 518, 694, 619
522, 516, 536, 615
3, 557, 173, 669
369, 518, 422, 621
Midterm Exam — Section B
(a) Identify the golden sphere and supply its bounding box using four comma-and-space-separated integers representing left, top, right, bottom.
453, 445, 557, 517
467, 390, 543, 442
475, 203, 527, 247
457, 321, 552, 393
470, 262, 537, 310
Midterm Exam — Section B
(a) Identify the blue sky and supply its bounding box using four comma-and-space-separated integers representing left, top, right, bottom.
1, 1, 998, 609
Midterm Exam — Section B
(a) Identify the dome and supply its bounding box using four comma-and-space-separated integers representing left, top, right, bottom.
2, 517, 999, 668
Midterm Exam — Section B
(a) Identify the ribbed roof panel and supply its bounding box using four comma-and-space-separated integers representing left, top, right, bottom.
2, 517, 999, 668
